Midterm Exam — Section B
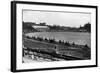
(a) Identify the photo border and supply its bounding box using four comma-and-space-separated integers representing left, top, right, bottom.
11, 1, 98, 72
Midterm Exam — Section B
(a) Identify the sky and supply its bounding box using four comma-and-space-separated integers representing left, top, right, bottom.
23, 10, 91, 27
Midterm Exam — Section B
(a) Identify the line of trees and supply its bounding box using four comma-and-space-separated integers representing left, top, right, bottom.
23, 21, 91, 33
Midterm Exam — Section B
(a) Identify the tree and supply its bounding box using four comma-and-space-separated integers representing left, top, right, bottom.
72, 42, 75, 45
84, 22, 91, 32
40, 22, 46, 26
59, 40, 62, 43
22, 22, 38, 32
65, 41, 70, 46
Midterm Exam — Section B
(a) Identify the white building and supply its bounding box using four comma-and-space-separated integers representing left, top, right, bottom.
32, 26, 49, 32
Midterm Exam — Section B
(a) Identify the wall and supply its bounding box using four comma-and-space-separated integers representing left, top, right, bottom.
0, 0, 99, 73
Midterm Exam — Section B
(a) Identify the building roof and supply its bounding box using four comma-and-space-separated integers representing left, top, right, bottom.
32, 26, 48, 29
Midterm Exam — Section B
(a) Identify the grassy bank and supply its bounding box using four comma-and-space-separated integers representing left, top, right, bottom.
23, 37, 91, 60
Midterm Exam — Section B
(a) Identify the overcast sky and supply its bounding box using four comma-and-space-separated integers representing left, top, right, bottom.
23, 10, 91, 27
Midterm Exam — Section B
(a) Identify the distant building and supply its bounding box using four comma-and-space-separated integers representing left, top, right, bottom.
79, 29, 87, 32
32, 26, 49, 32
